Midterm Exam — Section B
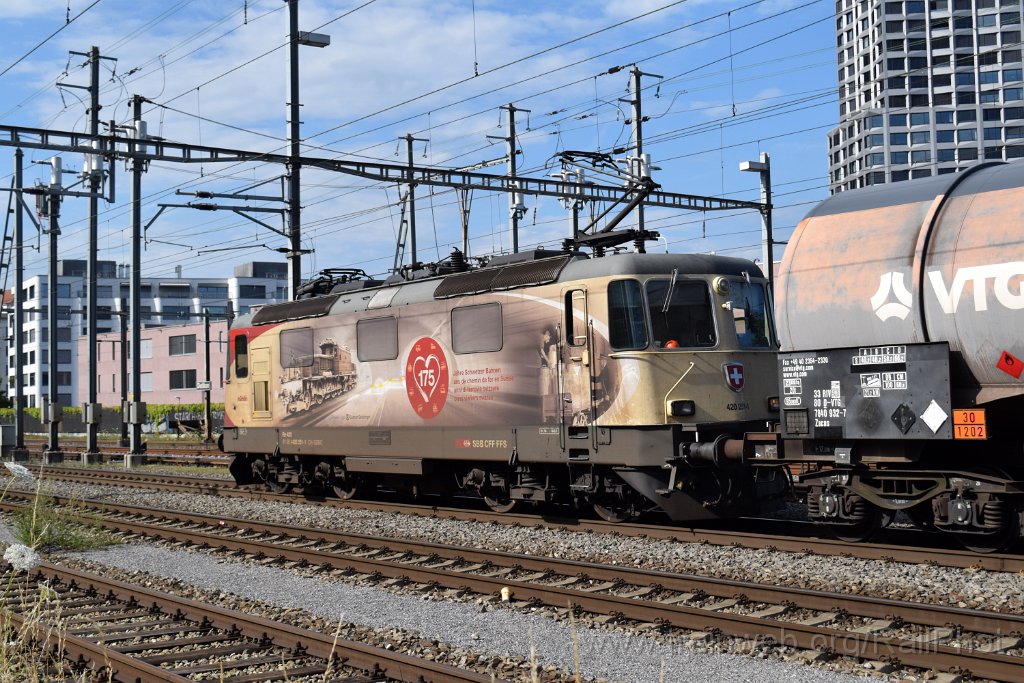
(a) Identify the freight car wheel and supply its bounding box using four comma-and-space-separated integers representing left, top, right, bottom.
825, 507, 887, 543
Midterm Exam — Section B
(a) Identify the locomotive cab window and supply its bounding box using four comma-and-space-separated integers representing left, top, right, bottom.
452, 303, 502, 353
645, 278, 716, 348
234, 334, 249, 379
357, 316, 399, 361
280, 327, 314, 368
608, 279, 648, 350
729, 281, 772, 348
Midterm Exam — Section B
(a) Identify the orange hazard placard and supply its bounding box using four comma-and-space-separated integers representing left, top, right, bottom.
953, 409, 987, 440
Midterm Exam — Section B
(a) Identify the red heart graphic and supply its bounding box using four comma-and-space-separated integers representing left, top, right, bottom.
412, 353, 441, 402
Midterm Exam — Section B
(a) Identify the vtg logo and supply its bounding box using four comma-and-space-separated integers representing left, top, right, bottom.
871, 261, 1024, 321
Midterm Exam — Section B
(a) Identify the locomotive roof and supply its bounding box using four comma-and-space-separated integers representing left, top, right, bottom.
239, 251, 762, 327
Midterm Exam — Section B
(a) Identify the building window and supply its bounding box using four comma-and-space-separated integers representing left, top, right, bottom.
984, 127, 1003, 140
888, 76, 907, 89
910, 112, 930, 125
959, 147, 979, 161
909, 75, 929, 89
451, 304, 503, 354
867, 134, 884, 147
889, 113, 907, 127
958, 129, 978, 142
197, 284, 228, 299
169, 334, 197, 356
56, 349, 71, 364
140, 339, 152, 359
139, 372, 152, 392
958, 109, 978, 123
983, 108, 1002, 121
1004, 68, 1023, 83
911, 131, 931, 144
887, 57, 906, 70
158, 285, 190, 299
891, 151, 910, 164
1006, 88, 1024, 101
957, 91, 977, 104
169, 369, 197, 390
911, 150, 932, 163
890, 132, 908, 145
985, 146, 1004, 159
937, 148, 957, 161
238, 285, 266, 298
956, 72, 976, 86
937, 129, 955, 143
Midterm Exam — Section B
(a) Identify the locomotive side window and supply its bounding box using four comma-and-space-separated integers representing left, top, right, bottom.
356, 316, 398, 361
646, 279, 716, 348
729, 282, 772, 348
280, 327, 314, 367
234, 334, 249, 379
452, 303, 502, 353
608, 279, 648, 350
565, 290, 585, 347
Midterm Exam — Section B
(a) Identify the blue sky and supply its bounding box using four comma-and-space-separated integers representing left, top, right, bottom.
0, 0, 838, 282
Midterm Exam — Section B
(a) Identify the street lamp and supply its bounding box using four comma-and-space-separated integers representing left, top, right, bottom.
739, 152, 775, 296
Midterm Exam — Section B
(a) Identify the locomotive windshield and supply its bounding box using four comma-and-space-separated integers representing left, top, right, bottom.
728, 281, 772, 349
645, 279, 716, 348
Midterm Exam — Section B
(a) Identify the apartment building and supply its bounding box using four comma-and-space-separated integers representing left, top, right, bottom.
830, 0, 1024, 192
7, 260, 286, 409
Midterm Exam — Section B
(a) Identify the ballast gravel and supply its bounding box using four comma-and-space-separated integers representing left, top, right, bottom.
72, 542, 870, 683
13, 475, 1024, 616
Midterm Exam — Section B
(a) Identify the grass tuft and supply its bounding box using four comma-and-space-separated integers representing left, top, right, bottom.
11, 486, 119, 552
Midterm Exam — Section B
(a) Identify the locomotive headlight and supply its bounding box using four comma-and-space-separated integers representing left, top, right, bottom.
668, 400, 696, 417
767, 396, 780, 412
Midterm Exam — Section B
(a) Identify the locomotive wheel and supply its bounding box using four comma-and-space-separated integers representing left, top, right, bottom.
483, 492, 517, 513
332, 478, 359, 500
592, 501, 636, 523
267, 478, 292, 494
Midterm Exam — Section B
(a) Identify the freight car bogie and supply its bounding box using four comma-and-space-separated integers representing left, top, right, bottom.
803, 467, 1024, 551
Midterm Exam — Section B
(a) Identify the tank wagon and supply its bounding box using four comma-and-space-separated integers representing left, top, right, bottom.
768, 162, 1024, 550
223, 250, 786, 522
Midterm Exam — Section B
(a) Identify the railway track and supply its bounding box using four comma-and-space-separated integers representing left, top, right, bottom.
3, 558, 505, 682
23, 464, 1024, 574
5, 491, 1023, 681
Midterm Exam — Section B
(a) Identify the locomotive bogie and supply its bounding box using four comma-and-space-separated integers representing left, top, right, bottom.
223, 253, 782, 520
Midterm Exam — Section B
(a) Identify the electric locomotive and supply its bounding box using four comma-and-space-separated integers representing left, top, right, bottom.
223, 249, 786, 522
